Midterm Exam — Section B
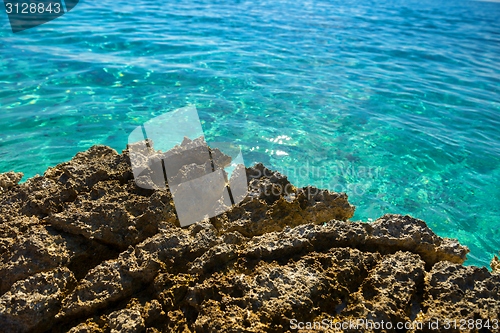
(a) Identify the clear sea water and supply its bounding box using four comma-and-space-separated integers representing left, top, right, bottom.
1, 0, 499, 267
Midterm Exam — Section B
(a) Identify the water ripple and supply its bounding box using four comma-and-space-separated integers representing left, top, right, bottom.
1, 0, 500, 266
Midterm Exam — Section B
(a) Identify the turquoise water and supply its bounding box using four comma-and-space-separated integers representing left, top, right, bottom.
1, 0, 499, 267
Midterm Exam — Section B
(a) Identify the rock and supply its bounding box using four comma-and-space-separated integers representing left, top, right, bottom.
239, 215, 468, 267
108, 308, 145, 333
492, 255, 500, 274
0, 172, 23, 192
46, 183, 177, 249
367, 214, 469, 266
0, 267, 76, 333
0, 144, 497, 333
0, 218, 119, 294
340, 251, 426, 330
67, 322, 104, 333
0, 146, 133, 220
0, 216, 39, 255
0, 224, 72, 295
187, 248, 379, 332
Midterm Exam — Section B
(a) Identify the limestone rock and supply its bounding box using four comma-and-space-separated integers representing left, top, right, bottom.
491, 255, 500, 274
420, 261, 500, 331
0, 224, 72, 294
0, 267, 76, 333
0, 171, 23, 192
0, 144, 497, 333
108, 308, 145, 333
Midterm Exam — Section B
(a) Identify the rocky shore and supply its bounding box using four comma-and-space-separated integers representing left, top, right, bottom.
0, 143, 499, 333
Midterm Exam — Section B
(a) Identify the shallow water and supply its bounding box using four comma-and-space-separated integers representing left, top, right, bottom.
1, 0, 499, 267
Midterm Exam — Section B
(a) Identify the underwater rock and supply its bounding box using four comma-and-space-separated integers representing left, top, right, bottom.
0, 143, 498, 333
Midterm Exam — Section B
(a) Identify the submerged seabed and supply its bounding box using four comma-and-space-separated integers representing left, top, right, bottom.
0, 0, 499, 266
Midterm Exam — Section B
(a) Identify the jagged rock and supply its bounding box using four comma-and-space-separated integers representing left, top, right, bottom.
239, 216, 468, 268
0, 216, 39, 255
0, 224, 72, 295
108, 308, 145, 333
0, 219, 119, 295
0, 172, 23, 192
491, 255, 500, 274
188, 247, 379, 332
0, 267, 76, 333
0, 146, 133, 221
67, 322, 104, 333
339, 251, 426, 331
46, 183, 177, 249
367, 214, 469, 266
0, 144, 497, 333
420, 261, 500, 331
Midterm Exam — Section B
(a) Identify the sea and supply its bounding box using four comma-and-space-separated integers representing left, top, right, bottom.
1, 0, 499, 267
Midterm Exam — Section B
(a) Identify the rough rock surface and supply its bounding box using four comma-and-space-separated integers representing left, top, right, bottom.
0, 142, 498, 333
0, 171, 23, 192
491, 255, 500, 274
